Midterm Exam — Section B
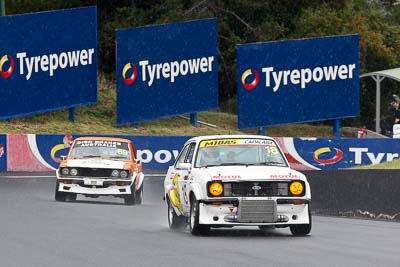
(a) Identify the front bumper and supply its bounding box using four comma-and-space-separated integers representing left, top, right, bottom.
57, 179, 132, 195
198, 197, 310, 226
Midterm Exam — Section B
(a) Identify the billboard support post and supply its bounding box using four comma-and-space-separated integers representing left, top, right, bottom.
371, 75, 385, 133
1, 0, 5, 16
333, 119, 340, 138
190, 113, 198, 127
69, 108, 75, 123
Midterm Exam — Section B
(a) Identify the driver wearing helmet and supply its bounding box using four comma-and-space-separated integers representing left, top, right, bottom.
202, 147, 221, 166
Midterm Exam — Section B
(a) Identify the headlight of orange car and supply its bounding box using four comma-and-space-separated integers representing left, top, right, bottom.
289, 181, 304, 196
61, 168, 69, 176
208, 182, 224, 197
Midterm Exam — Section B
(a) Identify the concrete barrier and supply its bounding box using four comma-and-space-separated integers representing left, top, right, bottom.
305, 170, 400, 221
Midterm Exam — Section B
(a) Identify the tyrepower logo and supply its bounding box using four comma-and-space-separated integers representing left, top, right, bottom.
122, 63, 137, 85
122, 56, 215, 86
1, 48, 95, 80
241, 69, 259, 90
0, 55, 15, 78
313, 147, 343, 164
241, 63, 356, 92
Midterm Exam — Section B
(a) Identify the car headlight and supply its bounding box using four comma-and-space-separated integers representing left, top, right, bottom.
289, 181, 304, 196
61, 168, 69, 175
120, 170, 128, 178
111, 170, 119, 177
209, 182, 224, 197
70, 168, 78, 176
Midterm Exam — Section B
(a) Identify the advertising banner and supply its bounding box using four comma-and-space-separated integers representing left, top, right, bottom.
4, 134, 400, 172
237, 35, 360, 129
5, 134, 190, 171
0, 7, 97, 120
116, 18, 218, 126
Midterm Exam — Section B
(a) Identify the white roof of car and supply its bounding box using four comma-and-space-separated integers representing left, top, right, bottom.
186, 135, 276, 143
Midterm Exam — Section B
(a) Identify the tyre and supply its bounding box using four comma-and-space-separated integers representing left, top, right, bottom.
290, 205, 312, 236
135, 184, 143, 205
167, 197, 186, 230
55, 182, 67, 202
189, 197, 209, 235
66, 193, 77, 202
124, 183, 136, 205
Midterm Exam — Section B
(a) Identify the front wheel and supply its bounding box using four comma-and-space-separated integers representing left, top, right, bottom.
124, 183, 136, 205
290, 205, 312, 236
189, 197, 209, 235
55, 182, 66, 202
167, 197, 186, 230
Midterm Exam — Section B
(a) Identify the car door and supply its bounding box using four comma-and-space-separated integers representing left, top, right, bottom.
174, 142, 196, 214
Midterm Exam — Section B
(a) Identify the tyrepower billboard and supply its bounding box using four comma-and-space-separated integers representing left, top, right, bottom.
0, 7, 97, 121
236, 35, 360, 129
116, 18, 218, 126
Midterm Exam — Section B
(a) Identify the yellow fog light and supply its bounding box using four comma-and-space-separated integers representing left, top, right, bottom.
209, 182, 224, 197
289, 181, 304, 196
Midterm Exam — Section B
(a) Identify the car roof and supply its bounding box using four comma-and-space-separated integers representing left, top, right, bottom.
185, 135, 276, 143
73, 136, 133, 143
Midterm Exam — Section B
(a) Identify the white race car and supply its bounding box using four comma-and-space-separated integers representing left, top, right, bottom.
164, 135, 311, 236
55, 136, 144, 205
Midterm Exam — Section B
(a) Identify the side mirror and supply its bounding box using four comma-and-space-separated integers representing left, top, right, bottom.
60, 155, 67, 160
135, 159, 141, 165
176, 162, 191, 171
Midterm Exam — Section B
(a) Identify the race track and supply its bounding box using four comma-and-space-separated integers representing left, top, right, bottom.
0, 174, 399, 267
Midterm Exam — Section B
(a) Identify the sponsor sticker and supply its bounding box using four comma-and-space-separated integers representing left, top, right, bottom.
270, 173, 300, 179
199, 139, 239, 148
75, 140, 124, 148
199, 138, 276, 148
212, 175, 241, 180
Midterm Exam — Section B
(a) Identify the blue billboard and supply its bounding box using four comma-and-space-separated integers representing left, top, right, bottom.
236, 35, 360, 129
0, 7, 97, 120
116, 18, 218, 126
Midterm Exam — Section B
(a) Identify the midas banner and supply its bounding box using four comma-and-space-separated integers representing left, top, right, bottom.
116, 18, 218, 126
3, 135, 400, 172
236, 35, 360, 129
0, 7, 97, 120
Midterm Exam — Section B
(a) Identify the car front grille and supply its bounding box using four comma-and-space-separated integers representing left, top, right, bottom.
77, 168, 114, 178
223, 181, 292, 197
237, 200, 277, 223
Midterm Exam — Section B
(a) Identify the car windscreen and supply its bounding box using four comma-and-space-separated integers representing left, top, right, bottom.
195, 138, 287, 168
69, 140, 130, 160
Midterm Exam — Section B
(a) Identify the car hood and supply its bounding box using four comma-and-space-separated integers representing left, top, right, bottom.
197, 165, 306, 181
65, 158, 126, 169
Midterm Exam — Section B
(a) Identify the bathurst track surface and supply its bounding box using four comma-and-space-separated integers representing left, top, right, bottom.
0, 174, 399, 267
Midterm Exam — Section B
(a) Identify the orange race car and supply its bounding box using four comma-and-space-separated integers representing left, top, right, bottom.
55, 136, 144, 205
